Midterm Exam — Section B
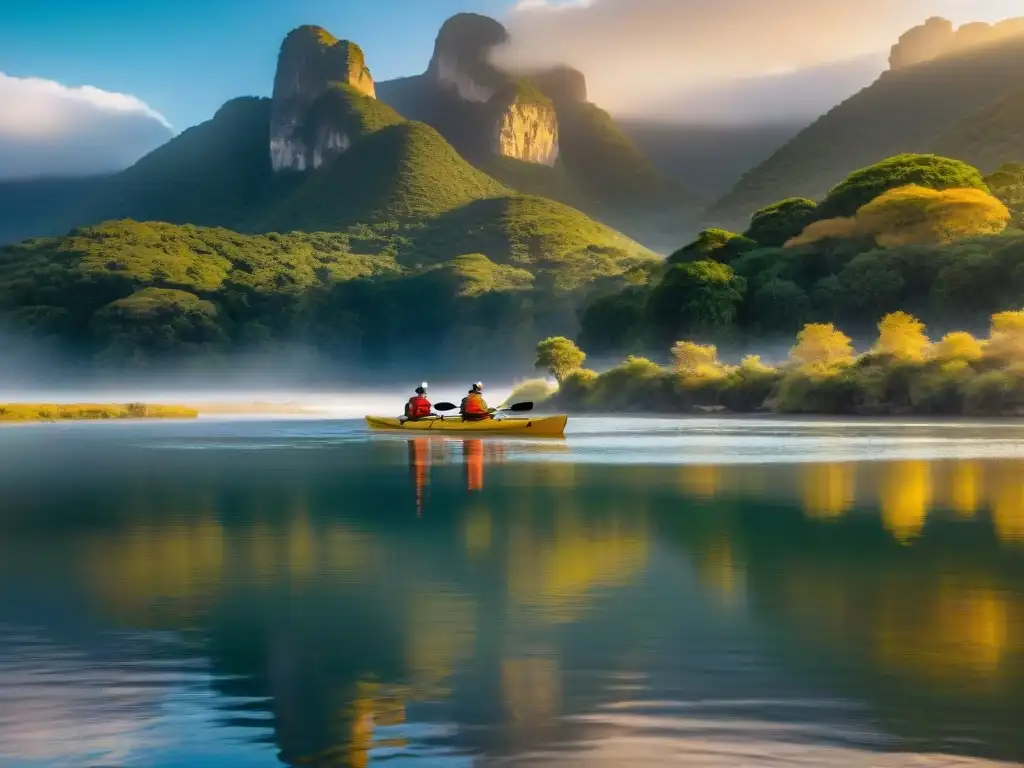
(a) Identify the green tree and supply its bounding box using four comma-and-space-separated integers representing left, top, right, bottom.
745, 198, 818, 247
816, 154, 988, 220
667, 228, 756, 265
646, 260, 746, 343
535, 336, 587, 383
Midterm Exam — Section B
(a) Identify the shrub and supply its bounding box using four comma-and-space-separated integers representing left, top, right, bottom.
986, 309, 1024, 361
790, 323, 855, 367
816, 154, 988, 220
874, 311, 930, 361
933, 331, 983, 362
745, 198, 819, 247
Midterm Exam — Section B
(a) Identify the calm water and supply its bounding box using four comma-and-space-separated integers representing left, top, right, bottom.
0, 416, 1023, 767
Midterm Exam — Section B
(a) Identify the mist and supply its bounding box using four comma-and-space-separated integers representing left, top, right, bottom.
497, 0, 1023, 123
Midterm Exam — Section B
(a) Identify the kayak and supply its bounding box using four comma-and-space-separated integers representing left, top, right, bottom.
365, 414, 568, 438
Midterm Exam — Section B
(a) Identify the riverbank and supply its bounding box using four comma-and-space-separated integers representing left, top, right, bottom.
0, 404, 198, 421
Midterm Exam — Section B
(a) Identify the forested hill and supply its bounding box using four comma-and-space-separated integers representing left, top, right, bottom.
710, 31, 1024, 228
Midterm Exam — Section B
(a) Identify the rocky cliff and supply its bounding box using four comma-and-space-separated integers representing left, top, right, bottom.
270, 26, 377, 172
890, 16, 1024, 71
427, 13, 509, 103
489, 86, 559, 166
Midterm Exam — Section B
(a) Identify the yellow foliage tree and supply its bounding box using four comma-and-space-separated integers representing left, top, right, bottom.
785, 217, 858, 248
858, 185, 1010, 246
874, 311, 930, 361
932, 331, 983, 362
786, 185, 1010, 248
790, 323, 855, 367
986, 310, 1024, 360
671, 341, 720, 377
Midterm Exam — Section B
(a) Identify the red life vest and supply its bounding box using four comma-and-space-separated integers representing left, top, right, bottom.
461, 392, 488, 417
407, 395, 432, 419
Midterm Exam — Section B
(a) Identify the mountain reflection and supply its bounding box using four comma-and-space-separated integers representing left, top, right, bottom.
0, 446, 1022, 765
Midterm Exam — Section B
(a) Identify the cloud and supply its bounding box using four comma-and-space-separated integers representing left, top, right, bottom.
0, 73, 173, 180
497, 0, 1023, 122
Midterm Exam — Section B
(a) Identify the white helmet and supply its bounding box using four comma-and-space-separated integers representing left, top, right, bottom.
473, 381, 484, 391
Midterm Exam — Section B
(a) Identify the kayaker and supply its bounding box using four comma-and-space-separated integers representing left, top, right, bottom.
460, 382, 490, 421
404, 383, 433, 420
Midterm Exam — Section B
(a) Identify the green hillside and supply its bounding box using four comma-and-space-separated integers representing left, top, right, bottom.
710, 35, 1024, 227
932, 88, 1024, 173
306, 84, 404, 142
259, 121, 509, 235
86, 97, 279, 230
0, 216, 653, 366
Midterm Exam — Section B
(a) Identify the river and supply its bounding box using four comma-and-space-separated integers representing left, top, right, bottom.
0, 416, 1022, 767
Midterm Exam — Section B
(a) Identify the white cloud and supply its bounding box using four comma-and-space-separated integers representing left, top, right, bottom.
0, 73, 173, 180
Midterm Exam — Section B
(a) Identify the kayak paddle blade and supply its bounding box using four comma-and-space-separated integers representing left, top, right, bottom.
507, 402, 534, 412
434, 402, 457, 412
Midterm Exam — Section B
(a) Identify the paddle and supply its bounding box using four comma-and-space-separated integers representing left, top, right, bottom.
431, 401, 534, 414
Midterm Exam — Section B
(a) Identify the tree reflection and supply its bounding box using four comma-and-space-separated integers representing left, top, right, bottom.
880, 460, 932, 543
800, 463, 856, 521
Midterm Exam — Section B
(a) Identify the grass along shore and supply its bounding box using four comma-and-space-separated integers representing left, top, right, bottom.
0, 403, 199, 421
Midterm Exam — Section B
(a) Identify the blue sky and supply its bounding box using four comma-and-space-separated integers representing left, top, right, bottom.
0, 0, 511, 130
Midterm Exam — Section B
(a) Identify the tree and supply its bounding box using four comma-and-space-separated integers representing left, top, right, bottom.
790, 323, 854, 367
667, 228, 756, 265
857, 185, 1009, 246
745, 198, 818, 247
646, 260, 746, 343
788, 186, 1010, 248
986, 310, 1024, 360
874, 311, 930, 361
816, 154, 988, 220
984, 163, 1024, 223
671, 341, 719, 377
535, 336, 586, 383
933, 331, 983, 362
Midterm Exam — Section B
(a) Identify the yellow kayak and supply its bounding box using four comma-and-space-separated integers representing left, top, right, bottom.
365, 414, 567, 438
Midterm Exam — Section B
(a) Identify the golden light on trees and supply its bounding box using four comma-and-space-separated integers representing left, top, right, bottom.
932, 331, 983, 362
671, 341, 722, 378
786, 185, 1010, 248
790, 323, 855, 367
874, 311, 930, 361
986, 309, 1024, 361
858, 185, 1010, 247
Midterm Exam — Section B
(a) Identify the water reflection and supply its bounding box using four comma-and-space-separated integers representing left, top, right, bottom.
0, 440, 1022, 766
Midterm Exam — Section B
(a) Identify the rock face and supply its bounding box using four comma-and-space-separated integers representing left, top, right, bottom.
427, 13, 509, 103
890, 16, 1024, 71
532, 66, 588, 105
270, 26, 376, 172
490, 90, 559, 166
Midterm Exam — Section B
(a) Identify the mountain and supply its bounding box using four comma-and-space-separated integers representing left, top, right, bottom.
376, 13, 697, 250
932, 88, 1024, 173
710, 17, 1024, 227
620, 121, 806, 199
0, 25, 658, 368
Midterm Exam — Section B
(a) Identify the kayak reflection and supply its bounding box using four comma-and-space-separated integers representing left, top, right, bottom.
406, 438, 510, 512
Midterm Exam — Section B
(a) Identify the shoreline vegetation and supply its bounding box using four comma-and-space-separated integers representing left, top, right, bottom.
527, 309, 1024, 417
0, 404, 199, 422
